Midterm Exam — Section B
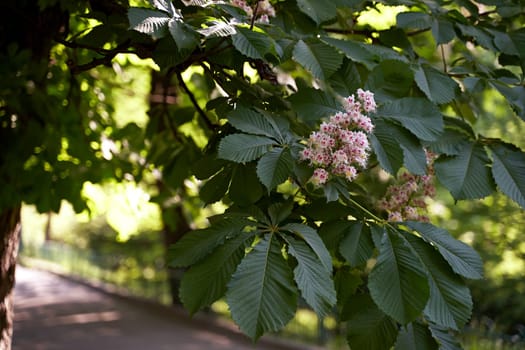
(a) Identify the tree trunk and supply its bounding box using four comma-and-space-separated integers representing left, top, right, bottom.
161, 203, 191, 305
0, 207, 21, 350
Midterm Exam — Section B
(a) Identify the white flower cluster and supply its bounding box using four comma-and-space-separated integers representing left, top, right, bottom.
300, 89, 376, 186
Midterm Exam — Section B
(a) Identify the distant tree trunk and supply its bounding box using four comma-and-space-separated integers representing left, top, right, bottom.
160, 200, 191, 305
149, 70, 190, 305
0, 206, 21, 350
44, 212, 52, 242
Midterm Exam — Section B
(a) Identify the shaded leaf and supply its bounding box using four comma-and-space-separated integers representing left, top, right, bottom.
282, 223, 332, 273
490, 142, 525, 209
434, 142, 495, 200
232, 26, 277, 60
226, 234, 297, 340
395, 321, 439, 350
428, 323, 463, 350
229, 164, 263, 205
296, 0, 336, 24
179, 233, 251, 314
406, 222, 483, 280
368, 228, 430, 324
377, 98, 444, 142
405, 234, 473, 330
414, 64, 459, 104
287, 87, 341, 125
227, 107, 282, 140
256, 148, 294, 192
339, 221, 374, 267
286, 236, 337, 317
345, 294, 399, 350
293, 39, 343, 80
218, 134, 277, 163
169, 217, 250, 267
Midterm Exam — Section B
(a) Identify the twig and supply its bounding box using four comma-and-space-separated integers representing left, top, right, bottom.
175, 71, 215, 131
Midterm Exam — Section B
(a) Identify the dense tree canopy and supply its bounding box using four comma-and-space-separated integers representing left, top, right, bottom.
1, 0, 524, 349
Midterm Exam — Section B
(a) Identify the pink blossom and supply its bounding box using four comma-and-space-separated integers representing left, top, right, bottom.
312, 168, 329, 185
300, 89, 376, 186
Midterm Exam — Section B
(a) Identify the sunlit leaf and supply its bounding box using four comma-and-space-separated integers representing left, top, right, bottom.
128, 8, 170, 39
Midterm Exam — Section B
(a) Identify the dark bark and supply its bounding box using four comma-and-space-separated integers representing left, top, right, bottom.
0, 207, 21, 350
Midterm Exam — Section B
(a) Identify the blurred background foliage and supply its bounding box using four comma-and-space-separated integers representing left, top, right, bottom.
15, 1, 525, 349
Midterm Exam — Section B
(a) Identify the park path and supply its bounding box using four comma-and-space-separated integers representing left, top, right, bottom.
13, 266, 320, 350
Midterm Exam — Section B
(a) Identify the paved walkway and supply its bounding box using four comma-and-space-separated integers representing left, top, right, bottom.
13, 266, 320, 350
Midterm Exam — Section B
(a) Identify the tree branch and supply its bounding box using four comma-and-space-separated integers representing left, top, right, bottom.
175, 71, 215, 131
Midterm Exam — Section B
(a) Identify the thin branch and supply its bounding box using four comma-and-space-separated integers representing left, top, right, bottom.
175, 71, 215, 131
440, 44, 447, 73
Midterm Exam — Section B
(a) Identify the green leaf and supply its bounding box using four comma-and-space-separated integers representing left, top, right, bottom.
406, 222, 483, 280
226, 234, 297, 340
169, 217, 249, 267
232, 26, 277, 60
286, 236, 337, 317
128, 8, 170, 39
434, 142, 495, 200
345, 294, 399, 350
366, 60, 414, 100
374, 119, 428, 175
335, 267, 363, 311
490, 142, 525, 209
328, 59, 362, 96
168, 19, 199, 51
377, 98, 444, 142
395, 322, 438, 350
428, 323, 463, 350
229, 164, 263, 206
293, 39, 343, 80
149, 0, 177, 16
296, 0, 336, 24
267, 201, 293, 225
490, 82, 525, 121
432, 17, 455, 45
287, 86, 341, 124
179, 233, 251, 314
282, 223, 333, 273
396, 12, 432, 30
424, 129, 470, 156
197, 20, 236, 37
339, 221, 374, 267
227, 107, 282, 140
256, 147, 294, 192
414, 64, 459, 104
199, 167, 231, 204
218, 134, 277, 163
321, 37, 378, 69
404, 234, 473, 330
369, 120, 404, 175
368, 228, 430, 324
